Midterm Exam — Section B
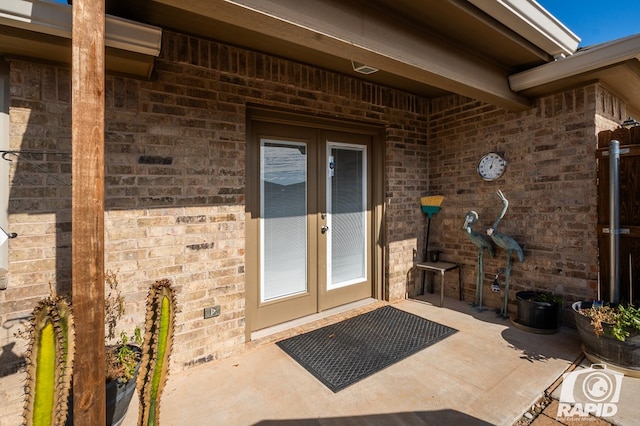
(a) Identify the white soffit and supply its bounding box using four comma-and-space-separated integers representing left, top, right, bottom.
468, 0, 580, 57
509, 34, 640, 91
0, 0, 162, 57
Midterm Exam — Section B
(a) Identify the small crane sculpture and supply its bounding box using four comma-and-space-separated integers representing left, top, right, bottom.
463, 211, 495, 310
487, 190, 524, 318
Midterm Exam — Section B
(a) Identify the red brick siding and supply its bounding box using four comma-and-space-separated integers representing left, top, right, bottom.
424, 84, 626, 314
0, 30, 429, 422
0, 28, 629, 424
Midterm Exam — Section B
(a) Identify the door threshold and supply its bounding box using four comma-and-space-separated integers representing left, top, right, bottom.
250, 298, 377, 341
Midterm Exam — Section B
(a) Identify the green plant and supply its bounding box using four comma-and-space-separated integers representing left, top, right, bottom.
106, 329, 143, 382
22, 295, 75, 426
532, 292, 562, 304
104, 270, 142, 383
137, 279, 177, 426
580, 303, 640, 341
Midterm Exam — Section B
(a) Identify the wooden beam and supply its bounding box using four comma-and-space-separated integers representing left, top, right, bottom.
71, 1, 106, 425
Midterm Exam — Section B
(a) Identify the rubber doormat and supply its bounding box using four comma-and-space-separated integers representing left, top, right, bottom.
276, 305, 457, 392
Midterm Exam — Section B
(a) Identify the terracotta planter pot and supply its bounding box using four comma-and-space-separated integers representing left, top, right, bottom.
515, 291, 560, 332
572, 301, 640, 376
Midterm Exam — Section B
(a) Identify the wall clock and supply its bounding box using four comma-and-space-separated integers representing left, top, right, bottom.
477, 152, 507, 181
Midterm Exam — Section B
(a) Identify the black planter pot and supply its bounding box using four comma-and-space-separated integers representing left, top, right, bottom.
67, 345, 141, 426
514, 291, 560, 333
106, 345, 141, 426
572, 301, 640, 376
106, 370, 139, 426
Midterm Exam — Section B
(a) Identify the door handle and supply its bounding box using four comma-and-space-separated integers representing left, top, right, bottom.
321, 225, 329, 234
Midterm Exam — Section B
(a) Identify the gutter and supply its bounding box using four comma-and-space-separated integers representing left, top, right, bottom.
468, 0, 580, 57
509, 34, 640, 91
0, 0, 161, 57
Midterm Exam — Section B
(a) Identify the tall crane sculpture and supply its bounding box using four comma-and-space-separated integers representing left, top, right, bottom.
463, 211, 495, 310
487, 190, 524, 318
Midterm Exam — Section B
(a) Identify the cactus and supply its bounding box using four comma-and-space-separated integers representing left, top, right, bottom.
22, 296, 75, 426
136, 279, 177, 426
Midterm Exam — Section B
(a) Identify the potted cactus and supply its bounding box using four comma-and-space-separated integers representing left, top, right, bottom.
136, 279, 177, 425
22, 275, 177, 426
22, 295, 75, 426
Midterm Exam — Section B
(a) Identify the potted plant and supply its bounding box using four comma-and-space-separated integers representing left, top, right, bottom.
100, 276, 177, 426
102, 270, 143, 426
572, 301, 640, 375
22, 294, 75, 426
65, 270, 143, 426
136, 278, 177, 425
23, 273, 177, 426
514, 291, 562, 333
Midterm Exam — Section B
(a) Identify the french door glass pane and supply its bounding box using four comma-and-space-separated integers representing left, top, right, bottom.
328, 143, 366, 289
260, 140, 307, 302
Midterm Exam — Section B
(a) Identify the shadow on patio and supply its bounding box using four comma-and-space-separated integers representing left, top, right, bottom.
255, 409, 492, 425
122, 295, 582, 426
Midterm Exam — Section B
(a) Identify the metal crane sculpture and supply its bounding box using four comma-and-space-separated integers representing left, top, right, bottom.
463, 211, 495, 310
487, 190, 524, 318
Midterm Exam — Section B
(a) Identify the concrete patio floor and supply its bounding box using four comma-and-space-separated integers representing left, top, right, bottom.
120, 294, 637, 425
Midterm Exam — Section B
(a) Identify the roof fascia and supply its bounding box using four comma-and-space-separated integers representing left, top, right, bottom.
509, 34, 640, 91
468, 0, 580, 57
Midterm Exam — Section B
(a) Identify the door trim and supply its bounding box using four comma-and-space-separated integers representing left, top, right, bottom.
245, 108, 385, 340
250, 298, 378, 341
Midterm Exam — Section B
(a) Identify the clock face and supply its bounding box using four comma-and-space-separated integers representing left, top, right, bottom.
477, 152, 507, 181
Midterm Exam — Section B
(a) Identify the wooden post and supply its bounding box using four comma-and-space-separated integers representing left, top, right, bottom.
71, 1, 106, 425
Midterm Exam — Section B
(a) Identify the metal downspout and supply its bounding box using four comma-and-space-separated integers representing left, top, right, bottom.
609, 140, 620, 304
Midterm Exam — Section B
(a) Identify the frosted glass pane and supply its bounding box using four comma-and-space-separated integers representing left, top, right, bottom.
260, 140, 307, 302
329, 145, 366, 288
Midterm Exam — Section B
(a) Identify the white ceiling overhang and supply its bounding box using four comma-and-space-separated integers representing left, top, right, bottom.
0, 0, 162, 78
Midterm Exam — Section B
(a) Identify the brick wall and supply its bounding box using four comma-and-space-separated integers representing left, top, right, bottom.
385, 110, 430, 301
0, 31, 428, 422
0, 27, 629, 423
423, 84, 626, 315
